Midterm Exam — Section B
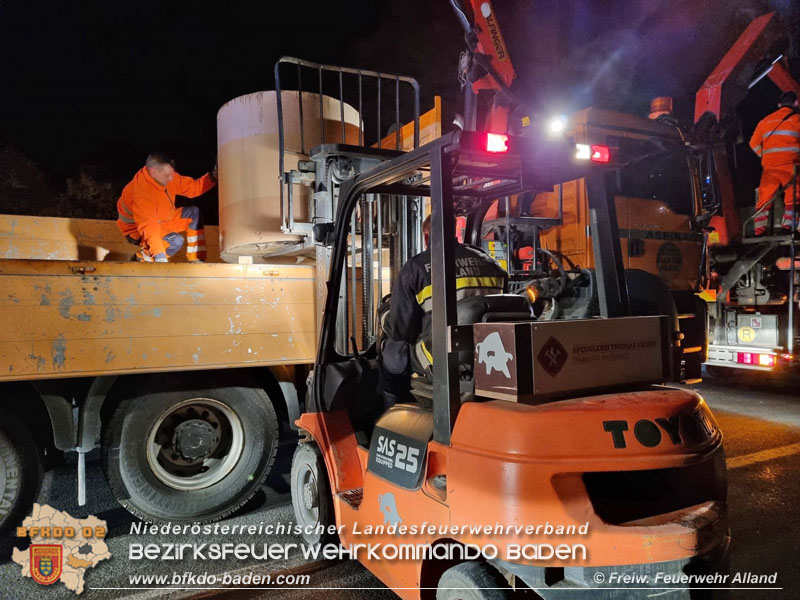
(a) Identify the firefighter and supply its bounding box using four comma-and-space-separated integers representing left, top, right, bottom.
749, 91, 800, 235
379, 215, 507, 406
116, 153, 217, 262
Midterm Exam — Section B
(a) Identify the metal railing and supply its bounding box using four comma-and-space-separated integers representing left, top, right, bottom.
273, 57, 420, 236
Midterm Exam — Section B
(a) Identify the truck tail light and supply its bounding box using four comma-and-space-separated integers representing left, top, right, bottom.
485, 133, 509, 153
590, 145, 610, 163
575, 144, 610, 162
736, 352, 775, 367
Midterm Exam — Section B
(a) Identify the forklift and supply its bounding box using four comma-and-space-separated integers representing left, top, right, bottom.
286, 2, 728, 597
289, 126, 730, 598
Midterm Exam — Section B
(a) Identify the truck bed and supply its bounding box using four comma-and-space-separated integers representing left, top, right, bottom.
0, 213, 223, 262
0, 215, 316, 381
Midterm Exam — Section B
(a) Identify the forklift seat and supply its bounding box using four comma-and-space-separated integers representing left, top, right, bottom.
455, 293, 532, 324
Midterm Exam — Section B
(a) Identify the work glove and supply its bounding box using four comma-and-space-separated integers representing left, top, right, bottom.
154, 253, 168, 263
210, 164, 218, 183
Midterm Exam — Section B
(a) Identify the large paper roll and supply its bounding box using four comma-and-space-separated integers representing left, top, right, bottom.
217, 91, 361, 260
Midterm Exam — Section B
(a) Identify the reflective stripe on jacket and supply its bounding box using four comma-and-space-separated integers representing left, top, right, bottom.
116, 167, 215, 257
388, 243, 508, 345
749, 107, 800, 168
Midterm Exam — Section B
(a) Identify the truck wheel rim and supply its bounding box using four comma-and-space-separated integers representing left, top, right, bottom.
146, 398, 244, 491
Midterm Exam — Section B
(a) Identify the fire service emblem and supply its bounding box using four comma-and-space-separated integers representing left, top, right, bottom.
30, 544, 63, 585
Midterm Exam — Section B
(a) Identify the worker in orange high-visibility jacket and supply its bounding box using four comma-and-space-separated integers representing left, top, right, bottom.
749, 91, 800, 235
116, 153, 217, 262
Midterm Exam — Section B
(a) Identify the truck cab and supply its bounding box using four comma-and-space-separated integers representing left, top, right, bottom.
533, 107, 702, 293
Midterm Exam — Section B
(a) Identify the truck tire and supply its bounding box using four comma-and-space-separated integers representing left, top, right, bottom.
0, 407, 42, 537
290, 441, 335, 546
103, 386, 278, 524
437, 561, 512, 600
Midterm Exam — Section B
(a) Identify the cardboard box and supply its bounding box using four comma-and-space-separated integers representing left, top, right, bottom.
473, 316, 669, 401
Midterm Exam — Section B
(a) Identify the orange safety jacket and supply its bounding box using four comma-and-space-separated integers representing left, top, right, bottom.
116, 167, 215, 257
749, 106, 800, 168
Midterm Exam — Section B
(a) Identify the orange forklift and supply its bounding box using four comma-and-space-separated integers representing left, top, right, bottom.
290, 128, 729, 597
289, 1, 729, 597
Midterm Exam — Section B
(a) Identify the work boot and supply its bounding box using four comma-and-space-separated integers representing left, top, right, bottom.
135, 249, 154, 262
754, 213, 769, 236
135, 249, 168, 262
782, 209, 798, 232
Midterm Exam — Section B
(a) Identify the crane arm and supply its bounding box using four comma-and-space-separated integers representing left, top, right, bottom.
450, 0, 518, 132
694, 12, 799, 123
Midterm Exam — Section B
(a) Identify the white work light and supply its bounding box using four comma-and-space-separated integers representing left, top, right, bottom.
547, 115, 567, 136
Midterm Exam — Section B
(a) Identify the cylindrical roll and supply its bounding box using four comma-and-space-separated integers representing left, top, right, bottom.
217, 91, 361, 260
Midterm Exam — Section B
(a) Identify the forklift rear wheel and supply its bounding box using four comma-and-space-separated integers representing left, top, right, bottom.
437, 561, 513, 600
104, 386, 278, 523
290, 441, 335, 546
0, 407, 43, 537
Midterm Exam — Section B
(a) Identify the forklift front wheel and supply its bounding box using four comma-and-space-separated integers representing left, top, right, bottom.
290, 441, 335, 546
437, 561, 513, 600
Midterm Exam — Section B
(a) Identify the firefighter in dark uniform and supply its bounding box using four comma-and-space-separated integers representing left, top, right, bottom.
379, 215, 508, 406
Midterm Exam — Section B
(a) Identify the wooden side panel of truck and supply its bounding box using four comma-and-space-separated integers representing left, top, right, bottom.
0, 214, 317, 382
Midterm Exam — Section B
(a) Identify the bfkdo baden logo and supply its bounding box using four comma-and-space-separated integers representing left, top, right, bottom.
12, 504, 111, 595
30, 544, 63, 585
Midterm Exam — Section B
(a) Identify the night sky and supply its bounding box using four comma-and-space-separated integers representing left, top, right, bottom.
1, 0, 798, 211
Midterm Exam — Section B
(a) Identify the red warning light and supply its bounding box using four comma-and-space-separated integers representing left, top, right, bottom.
486, 133, 509, 153
590, 145, 610, 163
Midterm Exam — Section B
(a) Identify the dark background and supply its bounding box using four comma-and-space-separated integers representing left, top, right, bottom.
0, 0, 798, 220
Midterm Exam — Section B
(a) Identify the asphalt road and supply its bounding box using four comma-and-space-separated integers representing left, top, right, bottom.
1, 371, 798, 600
